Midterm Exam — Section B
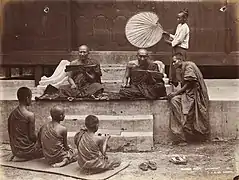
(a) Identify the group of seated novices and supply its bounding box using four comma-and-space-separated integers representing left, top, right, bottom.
8, 87, 121, 172
8, 49, 209, 172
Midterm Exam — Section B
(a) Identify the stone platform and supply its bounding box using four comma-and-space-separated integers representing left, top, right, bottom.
0, 79, 238, 152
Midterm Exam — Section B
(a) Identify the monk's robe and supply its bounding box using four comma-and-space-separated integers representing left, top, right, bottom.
74, 129, 120, 173
119, 60, 166, 99
59, 58, 103, 98
169, 61, 209, 142
40, 123, 77, 165
8, 107, 43, 159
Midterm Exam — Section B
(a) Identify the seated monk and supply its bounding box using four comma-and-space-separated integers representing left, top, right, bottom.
74, 115, 121, 174
39, 106, 77, 167
168, 52, 210, 145
58, 45, 104, 99
8, 87, 43, 160
119, 49, 167, 99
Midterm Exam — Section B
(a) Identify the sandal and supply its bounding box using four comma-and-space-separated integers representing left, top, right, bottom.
169, 155, 187, 165
139, 162, 149, 171
148, 161, 157, 170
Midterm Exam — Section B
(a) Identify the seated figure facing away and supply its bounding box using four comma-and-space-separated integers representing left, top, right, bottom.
58, 45, 104, 99
39, 106, 77, 167
168, 52, 209, 145
119, 49, 167, 99
8, 87, 43, 160
74, 115, 121, 174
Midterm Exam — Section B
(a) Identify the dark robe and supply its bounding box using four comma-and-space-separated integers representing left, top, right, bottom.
39, 122, 77, 165
170, 46, 188, 86
169, 61, 209, 142
8, 107, 43, 159
59, 58, 103, 98
74, 129, 120, 173
119, 60, 166, 99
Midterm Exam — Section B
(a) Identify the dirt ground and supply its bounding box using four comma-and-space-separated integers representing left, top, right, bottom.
0, 140, 238, 180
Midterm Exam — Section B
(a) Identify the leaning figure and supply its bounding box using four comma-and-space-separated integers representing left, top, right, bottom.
74, 115, 121, 174
168, 52, 209, 145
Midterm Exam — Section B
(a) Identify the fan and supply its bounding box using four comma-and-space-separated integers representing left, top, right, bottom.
125, 12, 163, 48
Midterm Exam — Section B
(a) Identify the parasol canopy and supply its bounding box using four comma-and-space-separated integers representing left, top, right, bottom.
125, 12, 163, 48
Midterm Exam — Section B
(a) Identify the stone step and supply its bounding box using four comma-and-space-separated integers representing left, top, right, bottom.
67, 131, 153, 152
0, 80, 35, 89
0, 80, 172, 99
101, 66, 125, 81
58, 114, 153, 132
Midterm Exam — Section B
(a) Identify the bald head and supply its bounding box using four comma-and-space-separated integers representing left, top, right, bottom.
78, 45, 89, 60
137, 49, 148, 56
50, 106, 65, 122
137, 49, 149, 66
78, 45, 89, 52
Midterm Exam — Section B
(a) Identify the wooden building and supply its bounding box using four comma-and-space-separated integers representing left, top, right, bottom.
0, 0, 238, 82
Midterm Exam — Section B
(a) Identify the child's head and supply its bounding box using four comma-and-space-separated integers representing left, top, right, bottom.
17, 87, 32, 106
85, 115, 99, 132
50, 106, 65, 122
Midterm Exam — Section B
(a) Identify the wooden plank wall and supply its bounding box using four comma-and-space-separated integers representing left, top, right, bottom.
0, 0, 238, 66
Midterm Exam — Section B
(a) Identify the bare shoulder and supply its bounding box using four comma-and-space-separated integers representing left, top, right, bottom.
94, 135, 105, 145
25, 110, 35, 122
70, 59, 79, 65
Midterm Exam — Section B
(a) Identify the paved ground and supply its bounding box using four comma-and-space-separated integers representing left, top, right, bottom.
1, 141, 238, 180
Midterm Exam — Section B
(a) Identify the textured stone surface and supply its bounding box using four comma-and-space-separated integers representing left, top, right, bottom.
1, 100, 239, 145
61, 115, 153, 132
67, 131, 153, 152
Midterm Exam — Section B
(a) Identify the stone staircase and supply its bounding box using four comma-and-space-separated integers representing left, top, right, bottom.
57, 115, 154, 152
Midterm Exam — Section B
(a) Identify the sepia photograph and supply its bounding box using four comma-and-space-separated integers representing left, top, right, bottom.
0, 0, 238, 179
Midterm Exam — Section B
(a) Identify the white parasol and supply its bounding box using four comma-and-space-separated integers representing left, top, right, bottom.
125, 12, 163, 48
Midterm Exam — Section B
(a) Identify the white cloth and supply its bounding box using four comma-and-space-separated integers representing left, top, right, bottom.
37, 60, 70, 88
170, 23, 190, 49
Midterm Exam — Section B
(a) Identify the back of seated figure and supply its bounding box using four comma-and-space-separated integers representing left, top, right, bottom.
8, 87, 43, 160
74, 115, 121, 174
119, 49, 167, 100
39, 106, 77, 167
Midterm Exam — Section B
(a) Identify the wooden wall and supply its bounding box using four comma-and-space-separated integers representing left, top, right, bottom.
0, 0, 238, 66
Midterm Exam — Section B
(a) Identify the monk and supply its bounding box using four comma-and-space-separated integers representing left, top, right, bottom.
119, 49, 166, 99
8, 87, 43, 160
59, 45, 103, 99
168, 52, 209, 145
74, 115, 121, 174
39, 106, 77, 167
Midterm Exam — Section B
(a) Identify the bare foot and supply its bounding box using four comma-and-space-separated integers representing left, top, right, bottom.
51, 159, 68, 168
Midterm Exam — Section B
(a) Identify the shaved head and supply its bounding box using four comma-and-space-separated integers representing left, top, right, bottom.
50, 106, 65, 121
137, 49, 148, 56
78, 45, 89, 61
78, 45, 89, 52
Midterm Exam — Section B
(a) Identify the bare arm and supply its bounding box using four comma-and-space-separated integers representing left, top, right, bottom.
28, 113, 37, 142
67, 71, 77, 88
122, 66, 131, 87
168, 81, 192, 99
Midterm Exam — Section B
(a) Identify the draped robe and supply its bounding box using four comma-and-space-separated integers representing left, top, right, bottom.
169, 61, 209, 142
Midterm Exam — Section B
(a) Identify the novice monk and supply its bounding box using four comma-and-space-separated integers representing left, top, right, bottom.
119, 49, 166, 100
8, 87, 43, 160
74, 115, 121, 174
39, 106, 77, 167
168, 52, 209, 145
